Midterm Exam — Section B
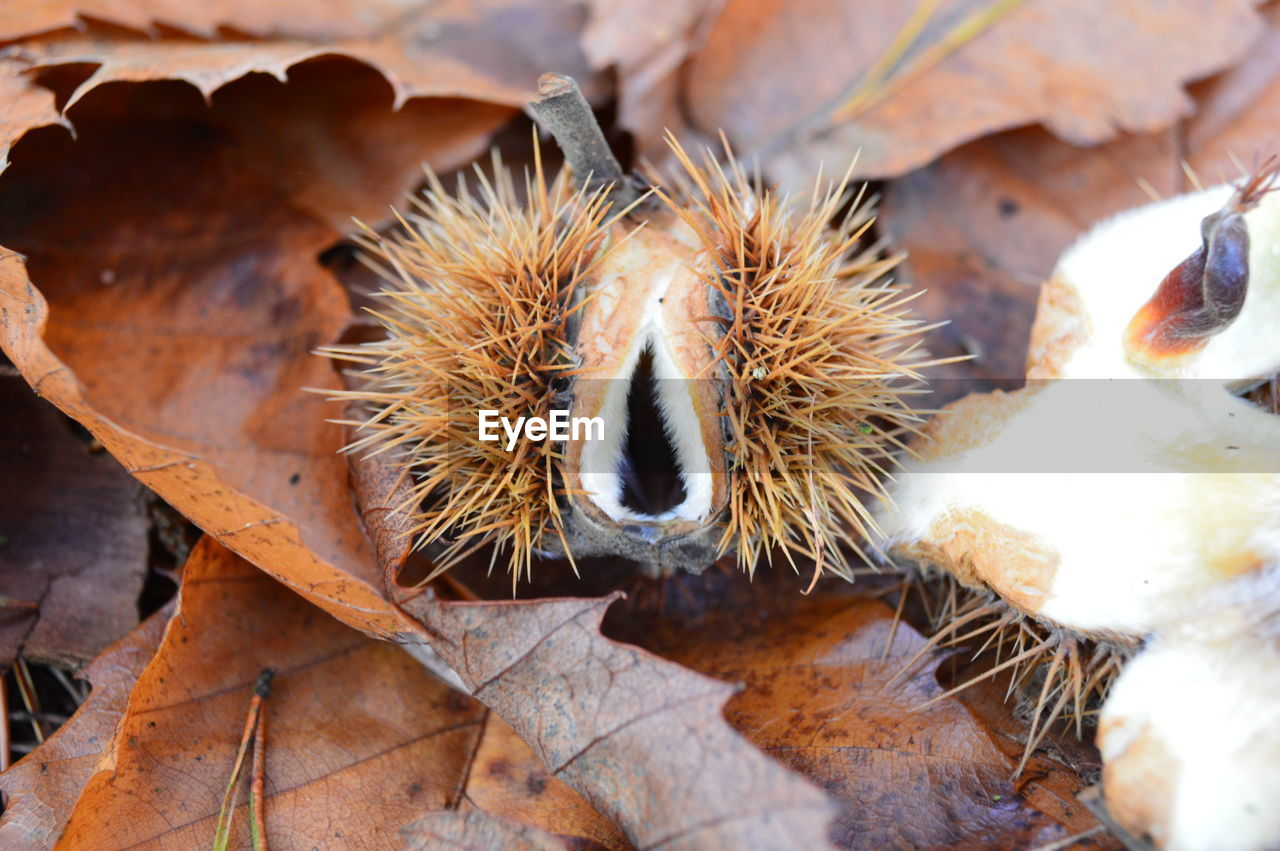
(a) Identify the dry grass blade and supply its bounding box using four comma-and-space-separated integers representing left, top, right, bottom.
250, 687, 269, 851
836, 0, 1029, 121
11, 659, 46, 746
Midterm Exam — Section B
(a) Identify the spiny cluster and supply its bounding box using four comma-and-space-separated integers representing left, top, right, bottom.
659, 139, 936, 583
322, 154, 616, 584
894, 572, 1131, 776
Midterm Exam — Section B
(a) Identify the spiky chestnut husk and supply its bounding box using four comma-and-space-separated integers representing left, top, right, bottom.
655, 141, 935, 579
321, 156, 615, 583
322, 138, 937, 583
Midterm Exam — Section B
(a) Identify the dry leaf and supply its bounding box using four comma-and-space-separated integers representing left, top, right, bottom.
0, 374, 148, 669
459, 716, 629, 850
0, 58, 65, 170
0, 0, 413, 41
1, 1, 603, 110
880, 127, 1180, 397
401, 592, 839, 850
609, 585, 1109, 848
55, 537, 472, 848
353, 451, 840, 850
52, 538, 617, 848
678, 0, 1261, 183
0, 55, 513, 635
1184, 2, 1280, 179
0, 605, 169, 847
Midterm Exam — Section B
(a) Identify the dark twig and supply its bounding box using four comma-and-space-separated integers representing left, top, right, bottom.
528, 73, 640, 211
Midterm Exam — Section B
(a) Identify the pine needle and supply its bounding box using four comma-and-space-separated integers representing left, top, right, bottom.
836, 0, 1028, 121
213, 668, 275, 851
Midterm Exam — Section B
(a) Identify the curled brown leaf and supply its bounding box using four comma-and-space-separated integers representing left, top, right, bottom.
0, 55, 514, 635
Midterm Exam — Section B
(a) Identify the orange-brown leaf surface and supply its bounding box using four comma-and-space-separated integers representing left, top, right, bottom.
0, 375, 148, 669
0, 605, 169, 847
50, 538, 622, 849
677, 0, 1261, 183
1, 0, 412, 42
353, 452, 840, 850
604, 580, 1110, 849
0, 58, 65, 170
2, 1, 604, 112
404, 592, 839, 850
582, 0, 722, 145
458, 713, 629, 850
879, 127, 1179, 394
0, 55, 514, 635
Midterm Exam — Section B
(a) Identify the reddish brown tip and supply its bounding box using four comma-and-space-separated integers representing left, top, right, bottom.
1125, 192, 1252, 364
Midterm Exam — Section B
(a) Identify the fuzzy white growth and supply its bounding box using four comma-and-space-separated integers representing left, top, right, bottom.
1099, 569, 1280, 851
879, 177, 1280, 635
882, 381, 1280, 634
1055, 184, 1280, 382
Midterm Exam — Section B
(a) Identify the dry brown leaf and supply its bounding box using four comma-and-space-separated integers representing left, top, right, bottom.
1184, 2, 1280, 179
400, 592, 839, 850
55, 537, 480, 848
677, 0, 1261, 183
0, 374, 148, 669
460, 715, 630, 850
351, 452, 839, 851
880, 127, 1180, 397
0, 56, 514, 636
1, 1, 602, 110
51, 538, 618, 849
0, 0, 498, 44
608, 585, 1109, 849
5, 36, 367, 114
0, 58, 66, 171
0, 605, 169, 847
